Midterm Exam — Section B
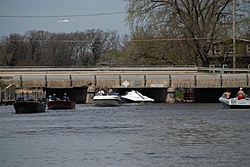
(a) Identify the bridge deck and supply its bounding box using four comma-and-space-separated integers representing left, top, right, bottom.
1, 67, 249, 89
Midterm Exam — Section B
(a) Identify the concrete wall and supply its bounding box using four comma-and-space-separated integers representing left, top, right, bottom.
11, 74, 250, 89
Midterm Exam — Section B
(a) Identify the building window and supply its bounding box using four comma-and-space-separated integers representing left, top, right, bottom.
228, 45, 233, 53
247, 44, 250, 53
214, 44, 221, 54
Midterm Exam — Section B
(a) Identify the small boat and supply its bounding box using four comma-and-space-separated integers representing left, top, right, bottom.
121, 90, 154, 103
93, 93, 122, 107
47, 100, 76, 109
219, 94, 250, 109
13, 100, 46, 114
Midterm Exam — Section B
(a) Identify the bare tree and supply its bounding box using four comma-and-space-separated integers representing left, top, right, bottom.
0, 29, 123, 67
5, 34, 27, 66
24, 30, 51, 65
125, 0, 233, 66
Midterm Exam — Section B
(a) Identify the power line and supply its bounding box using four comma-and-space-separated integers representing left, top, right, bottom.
0, 11, 126, 18
5, 37, 213, 43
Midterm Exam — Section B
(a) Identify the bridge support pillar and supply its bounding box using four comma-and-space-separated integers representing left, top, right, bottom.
86, 86, 96, 104
166, 87, 176, 103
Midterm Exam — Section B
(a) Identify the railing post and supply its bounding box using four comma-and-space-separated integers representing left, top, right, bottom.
119, 75, 121, 86
20, 75, 23, 87
209, 65, 215, 73
220, 74, 223, 86
45, 75, 47, 87
4, 89, 7, 101
246, 74, 249, 86
69, 75, 72, 87
144, 75, 146, 86
169, 75, 172, 87
94, 75, 97, 86
8, 86, 11, 100
194, 74, 197, 86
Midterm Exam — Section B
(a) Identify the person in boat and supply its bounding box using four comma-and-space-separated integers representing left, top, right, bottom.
97, 88, 105, 95
62, 93, 70, 101
52, 94, 57, 101
108, 87, 114, 95
237, 87, 245, 100
17, 97, 24, 102
62, 93, 67, 101
48, 95, 52, 101
223, 89, 231, 99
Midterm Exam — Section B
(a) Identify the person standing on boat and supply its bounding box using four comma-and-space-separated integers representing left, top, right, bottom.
237, 87, 244, 100
224, 89, 231, 99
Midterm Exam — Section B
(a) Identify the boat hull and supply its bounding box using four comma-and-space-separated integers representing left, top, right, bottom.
121, 90, 154, 103
219, 97, 250, 109
14, 101, 46, 114
47, 101, 76, 109
93, 95, 122, 107
121, 97, 154, 103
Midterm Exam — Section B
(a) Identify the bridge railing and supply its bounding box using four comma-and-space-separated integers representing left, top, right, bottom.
0, 84, 15, 105
0, 66, 198, 72
198, 67, 250, 73
10, 73, 250, 89
1, 66, 249, 73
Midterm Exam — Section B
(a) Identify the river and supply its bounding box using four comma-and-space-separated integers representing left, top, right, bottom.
0, 103, 250, 167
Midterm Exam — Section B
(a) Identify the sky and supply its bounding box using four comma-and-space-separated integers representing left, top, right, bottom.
0, 0, 129, 38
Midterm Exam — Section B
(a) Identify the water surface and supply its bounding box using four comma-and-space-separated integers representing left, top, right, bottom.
1, 103, 250, 167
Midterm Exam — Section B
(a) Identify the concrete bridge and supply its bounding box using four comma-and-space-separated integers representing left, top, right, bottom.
1, 67, 250, 103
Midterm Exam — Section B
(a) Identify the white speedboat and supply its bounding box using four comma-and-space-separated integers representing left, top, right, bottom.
121, 90, 154, 103
93, 93, 122, 107
219, 94, 250, 109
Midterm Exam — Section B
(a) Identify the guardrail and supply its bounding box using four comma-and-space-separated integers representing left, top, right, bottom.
0, 66, 249, 73
0, 66, 198, 72
198, 67, 250, 73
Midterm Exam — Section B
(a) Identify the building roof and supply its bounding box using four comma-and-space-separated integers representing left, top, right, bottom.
212, 38, 250, 44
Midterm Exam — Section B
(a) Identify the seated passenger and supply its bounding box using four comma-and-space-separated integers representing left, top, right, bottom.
62, 93, 67, 101
108, 87, 114, 95
97, 88, 105, 95
224, 89, 231, 99
52, 94, 57, 101
237, 87, 244, 100
48, 95, 52, 101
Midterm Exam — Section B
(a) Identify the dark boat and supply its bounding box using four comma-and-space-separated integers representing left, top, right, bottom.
13, 100, 46, 114
47, 100, 76, 109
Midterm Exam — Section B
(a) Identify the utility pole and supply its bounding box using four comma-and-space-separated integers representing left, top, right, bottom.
233, 0, 236, 68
